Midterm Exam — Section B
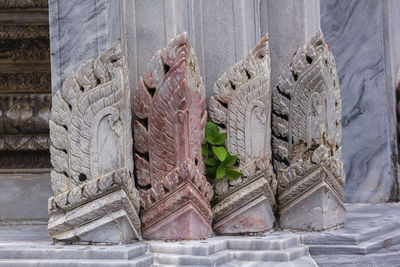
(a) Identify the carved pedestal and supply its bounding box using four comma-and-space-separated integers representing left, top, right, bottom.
47, 40, 141, 243
134, 33, 213, 240
209, 34, 277, 234
272, 31, 346, 231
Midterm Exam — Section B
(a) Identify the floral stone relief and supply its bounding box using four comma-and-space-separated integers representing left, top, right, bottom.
47, 40, 141, 243
133, 33, 213, 240
208, 33, 277, 234
271, 30, 346, 230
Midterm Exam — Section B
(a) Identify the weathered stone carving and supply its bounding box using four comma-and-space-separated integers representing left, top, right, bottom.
134, 32, 213, 240
0, 72, 51, 93
208, 33, 277, 234
47, 40, 141, 243
272, 30, 345, 230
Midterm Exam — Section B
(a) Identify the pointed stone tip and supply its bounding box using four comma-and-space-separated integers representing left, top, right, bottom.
167, 32, 190, 50
251, 32, 269, 58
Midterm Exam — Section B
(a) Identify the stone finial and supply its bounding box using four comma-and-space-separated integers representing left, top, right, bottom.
134, 32, 213, 240
47, 40, 141, 243
272, 30, 346, 230
208, 33, 277, 234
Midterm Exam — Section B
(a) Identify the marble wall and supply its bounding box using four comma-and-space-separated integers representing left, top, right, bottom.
49, 0, 400, 205
49, 0, 319, 101
321, 0, 400, 203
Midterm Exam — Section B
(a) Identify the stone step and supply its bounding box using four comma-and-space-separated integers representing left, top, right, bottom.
312, 251, 400, 267
0, 254, 154, 267
231, 246, 309, 262
308, 229, 400, 255
148, 234, 302, 257
152, 245, 309, 266
153, 250, 232, 266
0, 243, 148, 260
149, 240, 227, 256
228, 256, 318, 267
303, 216, 400, 246
227, 235, 301, 251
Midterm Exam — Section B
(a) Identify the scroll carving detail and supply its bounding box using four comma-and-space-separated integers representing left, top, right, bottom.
47, 40, 141, 243
271, 30, 345, 230
209, 33, 277, 234
134, 33, 213, 240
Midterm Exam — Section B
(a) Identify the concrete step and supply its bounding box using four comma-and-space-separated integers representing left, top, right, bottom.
0, 254, 154, 267
0, 243, 148, 260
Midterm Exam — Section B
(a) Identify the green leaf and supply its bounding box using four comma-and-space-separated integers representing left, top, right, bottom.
216, 165, 226, 178
212, 146, 227, 161
225, 169, 243, 180
202, 144, 209, 156
213, 132, 227, 145
205, 122, 219, 140
206, 166, 216, 179
205, 157, 217, 166
223, 154, 237, 167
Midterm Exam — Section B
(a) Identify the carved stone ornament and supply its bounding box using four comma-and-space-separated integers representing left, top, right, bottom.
134, 32, 213, 240
208, 33, 277, 234
271, 30, 346, 230
47, 40, 141, 243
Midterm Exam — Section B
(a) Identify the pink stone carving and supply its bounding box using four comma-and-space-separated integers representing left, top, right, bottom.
133, 33, 213, 240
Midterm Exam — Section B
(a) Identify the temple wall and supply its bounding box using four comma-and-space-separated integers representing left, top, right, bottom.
3, 0, 396, 224
321, 0, 400, 203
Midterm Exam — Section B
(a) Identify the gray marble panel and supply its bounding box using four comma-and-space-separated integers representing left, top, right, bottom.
321, 0, 400, 203
0, 172, 52, 223
261, 0, 321, 87
49, 0, 123, 94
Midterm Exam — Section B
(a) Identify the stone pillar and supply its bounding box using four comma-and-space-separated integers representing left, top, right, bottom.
321, 0, 400, 203
260, 0, 321, 88
49, 0, 124, 94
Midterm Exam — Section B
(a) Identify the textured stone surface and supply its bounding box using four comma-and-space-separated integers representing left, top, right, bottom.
304, 203, 400, 266
272, 30, 345, 230
2, 204, 399, 266
0, 2, 52, 168
134, 33, 213, 240
0, 171, 52, 223
48, 40, 140, 243
260, 0, 321, 88
48, 0, 123, 95
209, 33, 276, 234
321, 0, 400, 203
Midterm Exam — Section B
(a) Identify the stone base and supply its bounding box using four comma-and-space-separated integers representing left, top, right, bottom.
141, 181, 213, 240
143, 203, 212, 240
48, 189, 141, 244
1, 203, 399, 266
279, 181, 346, 231
214, 195, 275, 234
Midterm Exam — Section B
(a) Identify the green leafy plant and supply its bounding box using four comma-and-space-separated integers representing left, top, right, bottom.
202, 121, 243, 181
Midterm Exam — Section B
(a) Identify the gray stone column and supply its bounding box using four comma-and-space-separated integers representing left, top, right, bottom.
260, 0, 321, 87
321, 0, 400, 203
49, 0, 124, 93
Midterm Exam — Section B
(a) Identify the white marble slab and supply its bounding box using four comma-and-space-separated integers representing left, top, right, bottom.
321, 0, 400, 203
